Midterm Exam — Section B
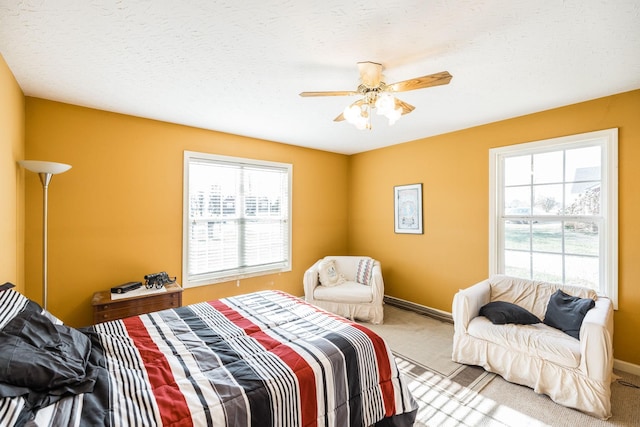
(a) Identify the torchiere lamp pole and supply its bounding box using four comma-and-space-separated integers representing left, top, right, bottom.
19, 160, 72, 311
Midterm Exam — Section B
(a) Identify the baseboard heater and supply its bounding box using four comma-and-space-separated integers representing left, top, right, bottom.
383, 295, 454, 324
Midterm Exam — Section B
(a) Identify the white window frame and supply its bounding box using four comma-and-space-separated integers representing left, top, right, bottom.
182, 151, 292, 288
489, 128, 618, 308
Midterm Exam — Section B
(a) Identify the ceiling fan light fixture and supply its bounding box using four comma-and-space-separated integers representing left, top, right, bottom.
386, 107, 402, 125
374, 92, 402, 126
300, 62, 452, 131
375, 92, 395, 115
343, 104, 360, 122
344, 94, 400, 130
343, 104, 371, 130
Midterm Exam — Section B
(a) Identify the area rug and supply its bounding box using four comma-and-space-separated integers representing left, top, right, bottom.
394, 351, 496, 405
360, 306, 503, 426
361, 305, 496, 403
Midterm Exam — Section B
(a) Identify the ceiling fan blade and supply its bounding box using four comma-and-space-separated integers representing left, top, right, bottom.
388, 71, 452, 92
394, 98, 415, 115
299, 90, 359, 97
357, 61, 383, 88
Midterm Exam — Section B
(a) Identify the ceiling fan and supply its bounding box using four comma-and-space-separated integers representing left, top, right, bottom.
299, 61, 452, 130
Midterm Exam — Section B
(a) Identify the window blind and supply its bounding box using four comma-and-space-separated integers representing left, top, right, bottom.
183, 152, 291, 287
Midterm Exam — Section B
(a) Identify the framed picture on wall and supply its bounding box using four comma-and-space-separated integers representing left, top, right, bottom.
394, 183, 423, 234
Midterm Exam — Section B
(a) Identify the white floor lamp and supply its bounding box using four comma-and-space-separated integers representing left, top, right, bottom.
20, 160, 72, 311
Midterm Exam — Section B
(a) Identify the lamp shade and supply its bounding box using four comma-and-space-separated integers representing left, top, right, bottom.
19, 160, 72, 174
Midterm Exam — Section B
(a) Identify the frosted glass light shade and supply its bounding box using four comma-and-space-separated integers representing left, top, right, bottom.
19, 160, 72, 174
375, 93, 395, 115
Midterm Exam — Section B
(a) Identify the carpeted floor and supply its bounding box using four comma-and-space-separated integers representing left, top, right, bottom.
361, 305, 640, 427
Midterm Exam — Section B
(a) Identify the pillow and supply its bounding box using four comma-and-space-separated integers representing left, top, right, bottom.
318, 259, 345, 287
0, 301, 99, 424
0, 282, 16, 292
355, 258, 375, 286
0, 288, 30, 331
0, 304, 96, 393
544, 290, 595, 339
479, 301, 540, 325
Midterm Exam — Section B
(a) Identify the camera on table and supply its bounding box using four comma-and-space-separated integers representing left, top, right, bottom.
144, 271, 176, 289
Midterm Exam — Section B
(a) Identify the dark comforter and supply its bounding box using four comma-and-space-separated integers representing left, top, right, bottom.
0, 300, 98, 423
1, 290, 416, 426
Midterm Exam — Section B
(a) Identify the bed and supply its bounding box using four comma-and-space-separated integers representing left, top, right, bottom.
0, 284, 417, 426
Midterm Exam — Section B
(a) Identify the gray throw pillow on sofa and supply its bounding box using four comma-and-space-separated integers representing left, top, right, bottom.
479, 301, 540, 325
543, 290, 595, 339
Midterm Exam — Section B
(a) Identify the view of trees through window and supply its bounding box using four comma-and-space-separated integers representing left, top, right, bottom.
502, 145, 602, 289
491, 129, 617, 306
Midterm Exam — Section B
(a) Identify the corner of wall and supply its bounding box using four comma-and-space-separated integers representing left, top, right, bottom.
0, 53, 26, 293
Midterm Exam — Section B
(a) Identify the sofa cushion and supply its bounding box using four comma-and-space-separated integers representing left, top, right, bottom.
318, 259, 345, 287
468, 316, 581, 369
489, 275, 597, 319
329, 257, 371, 282
544, 290, 595, 339
355, 258, 375, 286
313, 281, 373, 304
480, 301, 540, 325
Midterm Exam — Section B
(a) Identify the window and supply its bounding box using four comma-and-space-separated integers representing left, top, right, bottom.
489, 129, 618, 308
183, 151, 292, 287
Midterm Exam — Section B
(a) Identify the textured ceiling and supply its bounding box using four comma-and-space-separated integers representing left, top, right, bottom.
1, 0, 640, 154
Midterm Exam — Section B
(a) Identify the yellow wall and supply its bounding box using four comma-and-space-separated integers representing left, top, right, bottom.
0, 54, 25, 292
24, 98, 349, 327
18, 84, 640, 365
349, 89, 640, 365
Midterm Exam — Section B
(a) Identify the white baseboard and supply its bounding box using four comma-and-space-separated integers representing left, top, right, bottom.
614, 359, 640, 376
384, 294, 640, 376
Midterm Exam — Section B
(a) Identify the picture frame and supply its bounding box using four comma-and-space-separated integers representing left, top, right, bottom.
394, 183, 423, 234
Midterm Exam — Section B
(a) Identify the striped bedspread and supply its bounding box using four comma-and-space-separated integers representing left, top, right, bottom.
27, 290, 417, 426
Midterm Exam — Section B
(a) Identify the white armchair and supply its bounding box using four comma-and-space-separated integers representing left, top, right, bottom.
303, 256, 384, 324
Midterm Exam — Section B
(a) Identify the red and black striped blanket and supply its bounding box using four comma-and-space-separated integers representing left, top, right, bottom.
3, 290, 416, 426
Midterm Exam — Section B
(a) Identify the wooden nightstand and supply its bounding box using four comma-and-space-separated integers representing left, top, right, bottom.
91, 282, 183, 324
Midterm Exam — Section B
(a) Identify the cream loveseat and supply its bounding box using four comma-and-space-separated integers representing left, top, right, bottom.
452, 275, 614, 419
304, 256, 384, 324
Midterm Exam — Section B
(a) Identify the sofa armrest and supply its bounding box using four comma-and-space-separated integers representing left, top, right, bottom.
452, 279, 491, 334
579, 297, 614, 382
303, 259, 323, 302
369, 261, 385, 304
